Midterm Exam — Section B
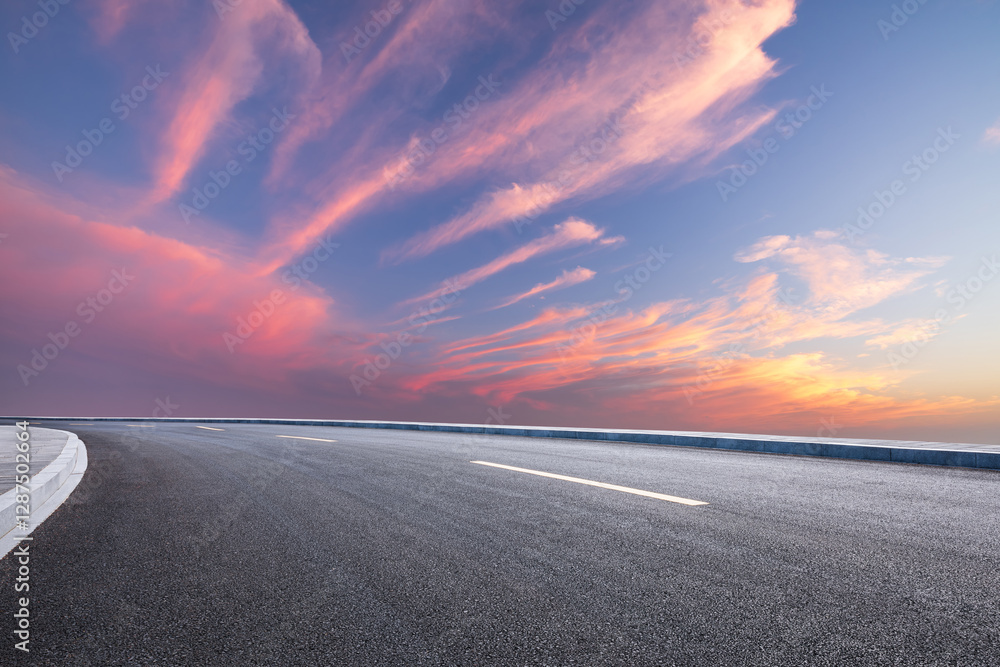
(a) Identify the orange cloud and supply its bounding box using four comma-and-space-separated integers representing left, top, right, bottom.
383, 230, 998, 436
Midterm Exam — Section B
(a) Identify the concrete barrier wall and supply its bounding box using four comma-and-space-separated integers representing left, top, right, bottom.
9, 417, 1000, 471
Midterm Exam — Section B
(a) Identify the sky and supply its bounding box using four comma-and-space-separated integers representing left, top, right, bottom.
1, 0, 998, 443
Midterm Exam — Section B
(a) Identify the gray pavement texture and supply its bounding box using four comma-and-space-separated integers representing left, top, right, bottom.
0, 426, 69, 494
0, 421, 998, 666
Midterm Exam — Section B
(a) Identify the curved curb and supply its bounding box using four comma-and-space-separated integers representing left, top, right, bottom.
0, 430, 89, 560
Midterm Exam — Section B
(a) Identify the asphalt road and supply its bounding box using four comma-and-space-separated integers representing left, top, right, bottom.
1, 422, 998, 666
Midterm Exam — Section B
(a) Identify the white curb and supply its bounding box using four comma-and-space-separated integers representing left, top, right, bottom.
0, 430, 89, 559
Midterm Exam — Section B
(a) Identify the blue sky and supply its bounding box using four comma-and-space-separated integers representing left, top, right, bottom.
1, 0, 998, 442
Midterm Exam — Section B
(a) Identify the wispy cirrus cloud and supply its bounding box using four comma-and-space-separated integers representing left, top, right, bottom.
734, 231, 949, 323
86, 0, 137, 43
145, 0, 320, 206
493, 266, 596, 310
254, 0, 522, 271
4, 0, 996, 442
381, 0, 797, 263
266, 0, 513, 186
238, 0, 796, 272
384, 230, 997, 432
399, 218, 621, 307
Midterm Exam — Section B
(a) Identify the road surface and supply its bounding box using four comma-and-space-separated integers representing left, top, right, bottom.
1, 422, 998, 665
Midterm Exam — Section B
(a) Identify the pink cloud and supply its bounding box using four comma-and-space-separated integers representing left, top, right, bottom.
145, 0, 320, 205
493, 267, 596, 310
380, 0, 797, 262
241, 0, 796, 271
86, 0, 136, 43
399, 218, 621, 307
267, 0, 512, 187
0, 167, 361, 396
735, 231, 948, 319
380, 230, 999, 435
982, 118, 1000, 147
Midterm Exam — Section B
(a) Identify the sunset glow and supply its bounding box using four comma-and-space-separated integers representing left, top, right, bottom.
2, 0, 998, 443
